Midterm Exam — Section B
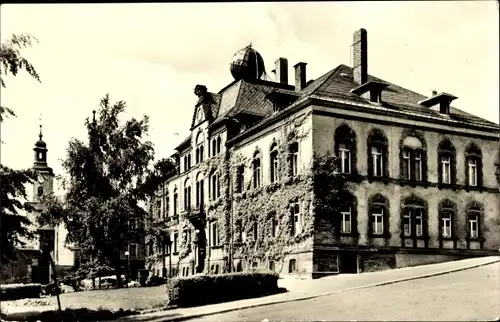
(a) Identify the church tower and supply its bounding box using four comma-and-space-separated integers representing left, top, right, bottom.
32, 125, 54, 203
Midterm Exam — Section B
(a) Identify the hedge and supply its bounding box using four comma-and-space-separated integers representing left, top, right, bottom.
0, 308, 138, 322
166, 271, 279, 307
0, 283, 41, 301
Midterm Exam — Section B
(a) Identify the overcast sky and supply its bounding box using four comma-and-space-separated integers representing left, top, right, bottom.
1, 2, 498, 194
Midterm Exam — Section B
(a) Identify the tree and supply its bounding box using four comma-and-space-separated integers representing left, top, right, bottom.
0, 166, 39, 266
1, 33, 41, 121
0, 34, 41, 268
39, 94, 156, 286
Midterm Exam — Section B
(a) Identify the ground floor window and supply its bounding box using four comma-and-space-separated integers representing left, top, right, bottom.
288, 259, 297, 273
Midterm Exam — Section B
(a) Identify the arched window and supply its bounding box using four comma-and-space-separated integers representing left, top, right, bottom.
211, 138, 217, 156
270, 143, 279, 183
210, 171, 220, 200
367, 129, 389, 179
288, 259, 297, 273
269, 261, 275, 271
400, 130, 428, 183
438, 199, 457, 248
368, 194, 390, 238
465, 143, 482, 188
290, 204, 301, 236
466, 201, 484, 247
252, 150, 262, 189
195, 132, 204, 164
401, 194, 428, 247
338, 192, 358, 237
173, 188, 178, 215
289, 142, 299, 177
184, 179, 191, 210
334, 124, 357, 175
195, 173, 204, 209
437, 139, 456, 185
216, 136, 222, 154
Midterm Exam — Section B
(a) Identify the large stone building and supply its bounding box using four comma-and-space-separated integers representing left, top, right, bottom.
147, 28, 500, 279
1, 126, 74, 283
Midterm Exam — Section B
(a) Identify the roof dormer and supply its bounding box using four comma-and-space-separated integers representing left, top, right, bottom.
350, 80, 389, 104
418, 91, 457, 115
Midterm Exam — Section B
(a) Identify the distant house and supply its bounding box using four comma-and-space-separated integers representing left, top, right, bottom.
146, 28, 500, 279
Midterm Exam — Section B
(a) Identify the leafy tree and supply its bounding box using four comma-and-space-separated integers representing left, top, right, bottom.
0, 34, 41, 268
39, 94, 157, 286
1, 33, 41, 121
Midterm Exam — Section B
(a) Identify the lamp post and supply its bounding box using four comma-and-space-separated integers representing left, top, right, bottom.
124, 249, 130, 285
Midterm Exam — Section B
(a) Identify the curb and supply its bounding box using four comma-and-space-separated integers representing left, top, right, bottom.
133, 259, 500, 322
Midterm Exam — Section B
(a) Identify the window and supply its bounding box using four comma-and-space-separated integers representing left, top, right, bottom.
367, 129, 389, 178
288, 259, 297, 273
212, 139, 217, 156
467, 202, 483, 240
468, 159, 477, 186
252, 222, 258, 241
129, 218, 138, 230
38, 152, 43, 160
340, 206, 352, 234
270, 213, 278, 238
196, 175, 204, 208
414, 151, 422, 181
372, 209, 384, 235
371, 147, 383, 177
156, 200, 161, 218
173, 233, 178, 253
235, 219, 242, 242
368, 194, 389, 237
441, 156, 451, 184
270, 147, 279, 183
235, 165, 244, 193
196, 132, 204, 164
442, 214, 452, 238
217, 136, 222, 154
253, 153, 261, 189
210, 172, 220, 200
289, 142, 299, 177
400, 133, 427, 182
339, 143, 351, 174
334, 125, 357, 175
129, 244, 138, 257
173, 190, 178, 215
37, 186, 44, 197
166, 196, 170, 217
184, 180, 191, 210
269, 261, 275, 271
401, 196, 427, 239
439, 199, 456, 240
236, 262, 243, 272
402, 150, 411, 180
210, 221, 220, 246
290, 204, 300, 236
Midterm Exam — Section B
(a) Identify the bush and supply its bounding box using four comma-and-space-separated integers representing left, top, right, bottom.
166, 271, 279, 307
0, 308, 138, 322
0, 283, 41, 301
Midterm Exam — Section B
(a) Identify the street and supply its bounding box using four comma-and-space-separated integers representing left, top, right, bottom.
189, 263, 500, 321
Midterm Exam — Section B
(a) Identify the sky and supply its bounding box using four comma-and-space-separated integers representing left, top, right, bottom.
1, 2, 499, 195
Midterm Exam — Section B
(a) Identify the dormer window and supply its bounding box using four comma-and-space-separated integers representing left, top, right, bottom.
350, 80, 389, 104
418, 91, 458, 115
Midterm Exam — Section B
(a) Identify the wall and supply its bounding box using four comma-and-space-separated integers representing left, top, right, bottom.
312, 105, 500, 252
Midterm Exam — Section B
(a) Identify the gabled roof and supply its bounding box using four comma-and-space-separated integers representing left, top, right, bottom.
302, 64, 498, 127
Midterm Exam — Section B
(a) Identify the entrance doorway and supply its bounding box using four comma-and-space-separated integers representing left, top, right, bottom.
339, 251, 358, 274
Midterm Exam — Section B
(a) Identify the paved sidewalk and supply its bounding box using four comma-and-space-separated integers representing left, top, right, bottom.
120, 256, 499, 322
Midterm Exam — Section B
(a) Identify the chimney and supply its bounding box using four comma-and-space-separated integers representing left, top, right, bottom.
294, 62, 307, 92
352, 28, 368, 85
418, 91, 457, 115
274, 58, 288, 85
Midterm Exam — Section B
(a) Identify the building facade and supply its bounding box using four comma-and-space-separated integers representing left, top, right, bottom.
146, 28, 500, 279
